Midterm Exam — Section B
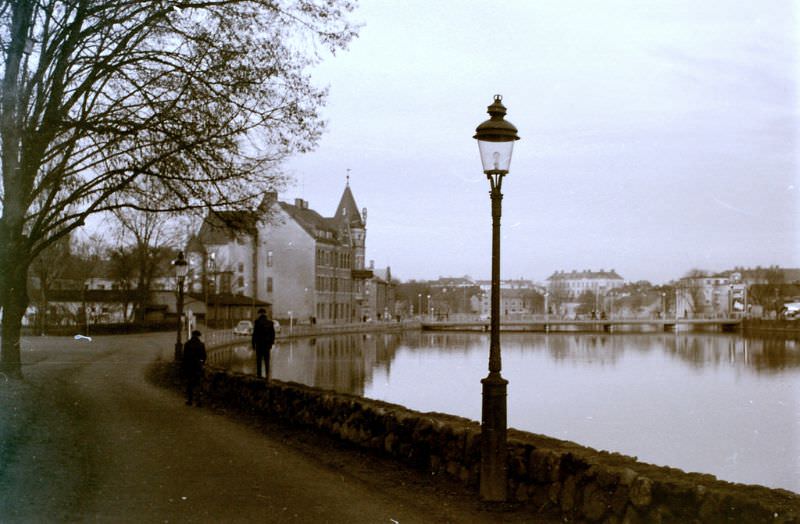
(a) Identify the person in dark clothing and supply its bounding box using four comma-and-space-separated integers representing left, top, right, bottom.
182, 330, 207, 405
252, 308, 275, 379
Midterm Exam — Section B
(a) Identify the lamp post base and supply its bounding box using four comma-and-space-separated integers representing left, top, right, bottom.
480, 372, 508, 501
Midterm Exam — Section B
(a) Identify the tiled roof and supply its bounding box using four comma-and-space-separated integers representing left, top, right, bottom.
187, 293, 269, 306
547, 269, 624, 281
335, 185, 363, 228
197, 211, 257, 245
279, 202, 343, 244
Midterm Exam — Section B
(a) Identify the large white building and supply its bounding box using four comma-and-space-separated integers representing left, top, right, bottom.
188, 183, 378, 325
546, 269, 625, 299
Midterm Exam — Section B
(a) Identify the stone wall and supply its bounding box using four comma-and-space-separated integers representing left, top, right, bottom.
743, 319, 800, 335
198, 367, 800, 523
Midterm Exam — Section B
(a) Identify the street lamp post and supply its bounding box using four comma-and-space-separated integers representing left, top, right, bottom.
729, 284, 734, 317
544, 292, 549, 321
427, 294, 431, 320
474, 94, 520, 501
173, 251, 189, 361
661, 292, 666, 319
418, 293, 422, 319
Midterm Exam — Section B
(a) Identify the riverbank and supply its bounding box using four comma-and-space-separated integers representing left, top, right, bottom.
155, 361, 800, 523
743, 318, 800, 335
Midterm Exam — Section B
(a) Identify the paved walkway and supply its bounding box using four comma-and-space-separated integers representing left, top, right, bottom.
0, 333, 551, 523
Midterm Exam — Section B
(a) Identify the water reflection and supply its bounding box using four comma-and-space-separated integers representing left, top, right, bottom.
214, 331, 800, 492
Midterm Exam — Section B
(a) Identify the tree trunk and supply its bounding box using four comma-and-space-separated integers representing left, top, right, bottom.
1, 253, 29, 379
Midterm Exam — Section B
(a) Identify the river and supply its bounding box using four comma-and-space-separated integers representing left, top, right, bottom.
212, 331, 800, 493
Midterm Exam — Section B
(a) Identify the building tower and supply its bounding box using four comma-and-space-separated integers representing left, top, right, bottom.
336, 180, 372, 320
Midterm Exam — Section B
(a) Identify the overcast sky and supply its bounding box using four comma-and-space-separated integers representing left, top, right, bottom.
283, 0, 799, 284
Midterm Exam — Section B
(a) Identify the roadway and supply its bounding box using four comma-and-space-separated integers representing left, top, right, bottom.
0, 332, 550, 523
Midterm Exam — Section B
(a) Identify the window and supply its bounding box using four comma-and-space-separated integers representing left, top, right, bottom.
267, 277, 273, 293
236, 276, 244, 288
267, 251, 273, 267
238, 262, 244, 273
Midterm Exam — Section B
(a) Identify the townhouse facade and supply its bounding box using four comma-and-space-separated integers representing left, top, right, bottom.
546, 269, 625, 299
474, 279, 543, 318
675, 274, 746, 318
189, 183, 382, 325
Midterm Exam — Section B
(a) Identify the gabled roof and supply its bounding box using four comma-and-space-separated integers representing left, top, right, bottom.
547, 269, 624, 281
279, 202, 343, 245
187, 292, 270, 306
431, 276, 475, 287
197, 210, 257, 245
335, 185, 363, 228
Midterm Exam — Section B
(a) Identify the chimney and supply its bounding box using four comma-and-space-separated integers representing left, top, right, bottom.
370, 259, 375, 269
258, 191, 278, 212
294, 198, 307, 209
362, 207, 367, 225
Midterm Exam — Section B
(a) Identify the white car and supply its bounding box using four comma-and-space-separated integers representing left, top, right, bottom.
233, 320, 253, 336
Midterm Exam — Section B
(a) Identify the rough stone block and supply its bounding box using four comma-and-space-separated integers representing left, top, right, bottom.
581, 482, 609, 522
515, 483, 529, 503
622, 505, 642, 524
629, 476, 652, 508
548, 481, 561, 505
561, 476, 577, 514
610, 483, 630, 516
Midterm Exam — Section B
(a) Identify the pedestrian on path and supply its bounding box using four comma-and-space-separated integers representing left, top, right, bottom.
182, 330, 207, 405
252, 308, 275, 379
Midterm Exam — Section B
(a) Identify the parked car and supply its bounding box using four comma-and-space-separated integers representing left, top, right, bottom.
233, 320, 253, 336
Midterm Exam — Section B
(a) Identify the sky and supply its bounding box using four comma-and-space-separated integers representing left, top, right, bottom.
282, 0, 799, 284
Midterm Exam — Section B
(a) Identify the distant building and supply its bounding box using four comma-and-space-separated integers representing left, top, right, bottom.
676, 274, 744, 318
546, 269, 624, 299
365, 264, 396, 321
728, 266, 800, 286
473, 279, 543, 318
430, 276, 476, 290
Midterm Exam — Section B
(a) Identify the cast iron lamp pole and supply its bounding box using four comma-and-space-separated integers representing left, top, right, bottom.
173, 251, 189, 361
474, 94, 520, 501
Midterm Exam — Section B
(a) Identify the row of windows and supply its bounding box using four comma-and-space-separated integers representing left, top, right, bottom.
236, 252, 274, 275
235, 276, 273, 292
316, 248, 351, 269
566, 281, 617, 289
316, 276, 352, 292
315, 302, 353, 320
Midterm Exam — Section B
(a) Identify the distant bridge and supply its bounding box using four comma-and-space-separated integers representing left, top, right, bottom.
420, 318, 742, 333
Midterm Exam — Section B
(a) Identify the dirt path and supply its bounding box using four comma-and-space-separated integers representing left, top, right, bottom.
0, 333, 551, 523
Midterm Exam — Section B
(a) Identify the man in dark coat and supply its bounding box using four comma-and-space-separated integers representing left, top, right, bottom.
182, 330, 207, 405
252, 308, 275, 379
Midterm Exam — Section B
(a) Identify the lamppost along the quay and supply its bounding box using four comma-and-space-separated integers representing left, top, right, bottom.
173, 251, 189, 361
474, 94, 520, 501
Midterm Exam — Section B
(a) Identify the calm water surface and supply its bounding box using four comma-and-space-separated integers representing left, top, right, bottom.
213, 331, 800, 493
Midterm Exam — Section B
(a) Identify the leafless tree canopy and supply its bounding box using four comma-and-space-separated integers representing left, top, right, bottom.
0, 0, 358, 375
1, 0, 357, 258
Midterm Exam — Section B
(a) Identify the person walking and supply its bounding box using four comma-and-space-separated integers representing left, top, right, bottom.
182, 330, 207, 406
252, 308, 276, 379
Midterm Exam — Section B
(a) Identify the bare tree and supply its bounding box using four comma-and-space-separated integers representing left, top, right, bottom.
28, 233, 71, 333
0, 0, 357, 376
110, 203, 184, 323
680, 269, 710, 317
108, 245, 136, 322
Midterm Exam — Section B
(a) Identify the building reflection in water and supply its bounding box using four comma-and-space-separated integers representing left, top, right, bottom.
211, 331, 799, 492
214, 332, 800, 394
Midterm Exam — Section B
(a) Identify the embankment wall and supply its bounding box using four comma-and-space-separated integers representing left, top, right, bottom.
192, 367, 799, 523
